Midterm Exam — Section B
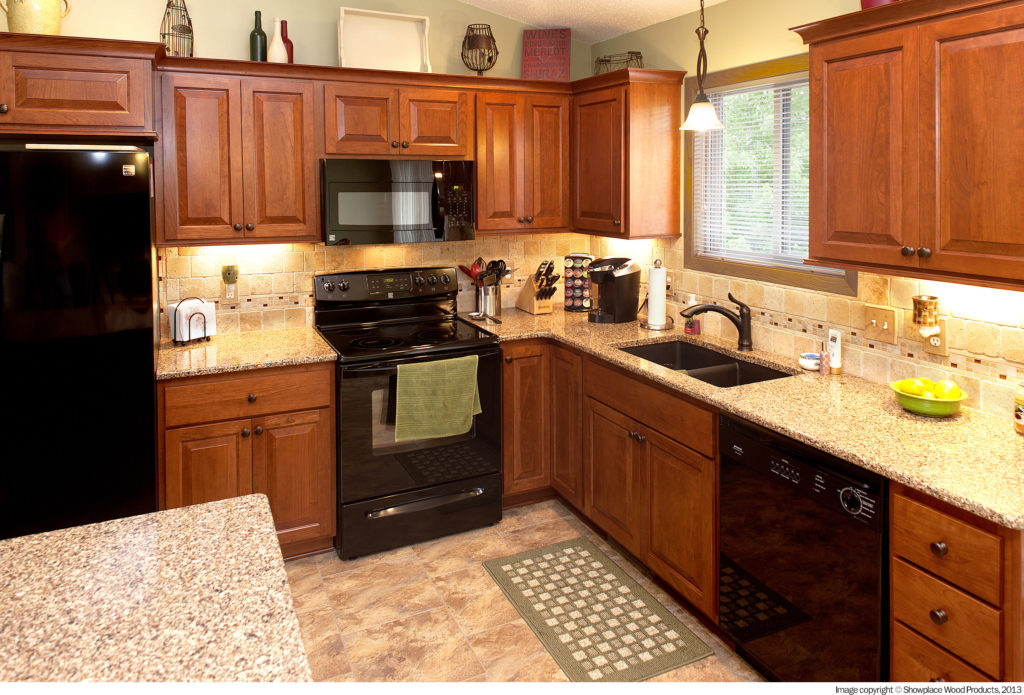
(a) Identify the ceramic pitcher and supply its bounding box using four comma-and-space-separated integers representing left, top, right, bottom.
1, 0, 70, 35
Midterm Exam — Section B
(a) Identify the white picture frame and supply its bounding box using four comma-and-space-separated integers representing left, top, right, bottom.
338, 7, 431, 73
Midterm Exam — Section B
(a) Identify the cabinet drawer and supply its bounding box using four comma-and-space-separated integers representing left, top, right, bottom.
892, 621, 992, 683
892, 558, 1001, 677
163, 364, 332, 427
584, 358, 714, 458
892, 493, 1002, 605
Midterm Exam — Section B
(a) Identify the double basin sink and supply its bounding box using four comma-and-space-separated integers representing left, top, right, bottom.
619, 341, 794, 388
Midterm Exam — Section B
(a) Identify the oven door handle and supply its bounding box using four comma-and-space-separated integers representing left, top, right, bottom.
342, 346, 501, 375
365, 488, 485, 520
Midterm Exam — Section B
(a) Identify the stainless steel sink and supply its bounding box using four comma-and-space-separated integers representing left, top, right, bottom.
620, 340, 794, 387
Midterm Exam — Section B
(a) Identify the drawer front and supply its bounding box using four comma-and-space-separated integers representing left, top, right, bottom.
163, 364, 333, 427
892, 621, 992, 683
892, 558, 1001, 677
583, 357, 714, 458
892, 493, 1002, 605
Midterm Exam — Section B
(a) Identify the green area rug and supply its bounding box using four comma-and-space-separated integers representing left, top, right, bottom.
483, 537, 713, 682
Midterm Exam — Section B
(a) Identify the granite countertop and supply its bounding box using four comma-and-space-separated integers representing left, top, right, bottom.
0, 495, 312, 682
480, 308, 1024, 530
157, 327, 336, 380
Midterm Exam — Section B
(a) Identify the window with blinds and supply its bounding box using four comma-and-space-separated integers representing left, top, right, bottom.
693, 74, 834, 274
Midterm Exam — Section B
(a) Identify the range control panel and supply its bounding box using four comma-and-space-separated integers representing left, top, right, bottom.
315, 268, 457, 302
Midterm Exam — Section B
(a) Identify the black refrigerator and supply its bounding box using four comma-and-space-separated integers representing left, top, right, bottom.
0, 146, 157, 540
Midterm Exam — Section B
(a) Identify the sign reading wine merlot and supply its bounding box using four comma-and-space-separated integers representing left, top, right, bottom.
521, 28, 571, 81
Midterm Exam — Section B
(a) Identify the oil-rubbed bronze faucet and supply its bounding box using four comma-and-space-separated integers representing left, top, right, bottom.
679, 293, 753, 351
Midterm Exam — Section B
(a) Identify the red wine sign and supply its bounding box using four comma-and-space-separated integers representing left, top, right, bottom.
521, 28, 571, 81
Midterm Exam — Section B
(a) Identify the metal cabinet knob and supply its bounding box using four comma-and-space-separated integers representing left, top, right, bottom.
0, 104, 8, 114
245, 223, 255, 231
930, 678, 946, 683
401, 141, 410, 148
930, 541, 949, 557
247, 393, 257, 403
929, 609, 948, 625
241, 428, 251, 438
517, 217, 525, 223
391, 141, 400, 148
917, 247, 933, 258
613, 219, 621, 226
901, 246, 916, 257
628, 431, 638, 440
636, 433, 646, 443
526, 216, 534, 223
254, 426, 263, 435
504, 356, 512, 363
234, 223, 243, 231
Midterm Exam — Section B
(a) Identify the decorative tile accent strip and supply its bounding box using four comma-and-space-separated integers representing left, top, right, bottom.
483, 537, 712, 682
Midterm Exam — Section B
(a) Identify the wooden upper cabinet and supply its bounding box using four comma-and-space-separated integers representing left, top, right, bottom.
502, 341, 551, 496
919, 4, 1024, 281
572, 86, 624, 236
525, 94, 570, 230
0, 50, 151, 130
241, 78, 317, 238
324, 82, 470, 158
164, 419, 253, 509
810, 28, 918, 269
161, 73, 244, 242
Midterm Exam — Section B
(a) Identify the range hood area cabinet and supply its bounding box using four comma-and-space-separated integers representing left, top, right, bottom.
158, 71, 319, 245
796, 0, 1024, 288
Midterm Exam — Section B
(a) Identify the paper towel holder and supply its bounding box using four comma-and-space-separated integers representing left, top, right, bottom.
638, 259, 675, 331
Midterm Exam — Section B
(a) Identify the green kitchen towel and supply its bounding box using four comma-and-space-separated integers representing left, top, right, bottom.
394, 355, 481, 442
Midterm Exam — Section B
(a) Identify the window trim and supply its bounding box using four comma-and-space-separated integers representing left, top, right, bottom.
684, 54, 857, 297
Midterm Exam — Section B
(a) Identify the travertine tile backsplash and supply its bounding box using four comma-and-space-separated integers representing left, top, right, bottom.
159, 233, 1024, 420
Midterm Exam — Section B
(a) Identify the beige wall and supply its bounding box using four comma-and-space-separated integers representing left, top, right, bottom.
10, 0, 592, 80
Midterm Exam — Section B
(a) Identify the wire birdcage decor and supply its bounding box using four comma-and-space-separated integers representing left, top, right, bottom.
593, 51, 644, 75
461, 24, 498, 76
160, 0, 194, 58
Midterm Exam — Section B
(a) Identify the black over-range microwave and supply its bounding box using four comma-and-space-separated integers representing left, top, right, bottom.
322, 159, 475, 245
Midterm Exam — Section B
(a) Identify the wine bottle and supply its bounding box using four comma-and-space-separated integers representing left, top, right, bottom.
250, 11, 267, 62
281, 19, 294, 64
268, 18, 288, 63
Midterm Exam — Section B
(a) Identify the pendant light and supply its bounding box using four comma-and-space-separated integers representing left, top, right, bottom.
681, 0, 724, 131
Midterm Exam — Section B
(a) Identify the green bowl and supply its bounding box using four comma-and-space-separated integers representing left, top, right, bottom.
889, 381, 968, 417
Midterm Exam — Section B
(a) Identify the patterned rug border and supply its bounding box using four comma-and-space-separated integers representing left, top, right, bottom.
483, 536, 713, 682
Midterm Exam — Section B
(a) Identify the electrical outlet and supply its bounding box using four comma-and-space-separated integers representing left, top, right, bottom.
922, 318, 949, 357
864, 306, 898, 344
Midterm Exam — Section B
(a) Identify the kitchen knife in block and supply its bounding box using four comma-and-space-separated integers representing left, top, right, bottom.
515, 275, 554, 315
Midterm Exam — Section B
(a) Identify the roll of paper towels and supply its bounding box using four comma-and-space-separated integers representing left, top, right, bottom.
647, 261, 668, 327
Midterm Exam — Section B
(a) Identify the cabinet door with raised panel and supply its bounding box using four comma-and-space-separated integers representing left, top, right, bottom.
475, 92, 525, 232
502, 342, 550, 495
918, 4, 1024, 282
161, 73, 244, 242
241, 78, 318, 240
323, 82, 400, 155
646, 430, 717, 619
399, 87, 470, 158
584, 398, 646, 558
550, 344, 583, 508
164, 419, 253, 509
252, 408, 335, 548
572, 86, 624, 235
808, 28, 918, 269
525, 94, 570, 230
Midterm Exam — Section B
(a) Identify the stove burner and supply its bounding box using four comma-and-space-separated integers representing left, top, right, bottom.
413, 327, 456, 343
350, 336, 404, 350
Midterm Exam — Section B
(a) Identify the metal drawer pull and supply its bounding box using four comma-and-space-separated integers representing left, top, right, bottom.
247, 393, 257, 403
930, 678, 946, 683
930, 541, 948, 557
929, 609, 948, 625
366, 488, 485, 520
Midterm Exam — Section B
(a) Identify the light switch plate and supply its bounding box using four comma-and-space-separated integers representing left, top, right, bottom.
864, 306, 898, 345
922, 318, 949, 357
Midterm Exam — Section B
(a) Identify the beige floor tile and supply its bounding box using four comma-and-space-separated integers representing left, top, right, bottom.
413, 528, 512, 578
432, 564, 520, 635
498, 504, 566, 533
469, 620, 568, 682
291, 584, 331, 614
324, 557, 442, 634
316, 545, 416, 578
295, 606, 352, 682
497, 517, 580, 554
285, 557, 323, 598
647, 656, 743, 682
343, 607, 484, 682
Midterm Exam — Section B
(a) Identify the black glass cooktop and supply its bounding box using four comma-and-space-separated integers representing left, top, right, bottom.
318, 318, 498, 363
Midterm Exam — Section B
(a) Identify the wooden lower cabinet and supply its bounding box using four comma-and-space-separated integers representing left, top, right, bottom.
501, 341, 551, 496
549, 344, 583, 508
159, 363, 336, 557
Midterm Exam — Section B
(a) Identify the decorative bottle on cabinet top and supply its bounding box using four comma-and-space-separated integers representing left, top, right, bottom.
268, 17, 288, 63
281, 19, 294, 64
249, 10, 267, 61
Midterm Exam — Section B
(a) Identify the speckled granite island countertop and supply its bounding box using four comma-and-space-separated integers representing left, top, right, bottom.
0, 495, 312, 682
480, 308, 1024, 529
157, 327, 336, 380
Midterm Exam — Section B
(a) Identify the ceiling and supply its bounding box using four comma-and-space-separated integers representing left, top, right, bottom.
459, 0, 731, 45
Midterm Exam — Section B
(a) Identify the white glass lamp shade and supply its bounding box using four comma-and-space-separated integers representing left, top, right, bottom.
681, 93, 724, 131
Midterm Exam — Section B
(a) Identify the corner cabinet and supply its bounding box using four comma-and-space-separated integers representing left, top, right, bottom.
158, 362, 336, 558
501, 341, 551, 496
159, 72, 318, 245
796, 0, 1024, 287
571, 70, 683, 239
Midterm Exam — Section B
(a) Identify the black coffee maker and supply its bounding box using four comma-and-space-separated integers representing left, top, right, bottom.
588, 258, 641, 323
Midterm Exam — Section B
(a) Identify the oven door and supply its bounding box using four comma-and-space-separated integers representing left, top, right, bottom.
338, 346, 501, 505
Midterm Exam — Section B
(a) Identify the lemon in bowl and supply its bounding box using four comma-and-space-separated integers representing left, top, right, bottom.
891, 377, 967, 417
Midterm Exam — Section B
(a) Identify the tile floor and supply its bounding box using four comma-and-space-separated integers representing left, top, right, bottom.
285, 499, 762, 682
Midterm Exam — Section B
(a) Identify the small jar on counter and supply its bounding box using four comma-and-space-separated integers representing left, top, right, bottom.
1015, 379, 1024, 435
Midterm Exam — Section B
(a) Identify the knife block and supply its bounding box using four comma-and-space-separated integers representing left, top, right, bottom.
515, 277, 554, 315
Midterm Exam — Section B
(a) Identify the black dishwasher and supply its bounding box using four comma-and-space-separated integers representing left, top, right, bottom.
718, 415, 888, 682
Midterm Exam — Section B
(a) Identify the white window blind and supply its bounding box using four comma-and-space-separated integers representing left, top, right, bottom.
693, 74, 834, 274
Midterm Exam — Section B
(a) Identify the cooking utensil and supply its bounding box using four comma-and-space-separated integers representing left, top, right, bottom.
474, 257, 485, 270
467, 311, 502, 324
459, 264, 477, 280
